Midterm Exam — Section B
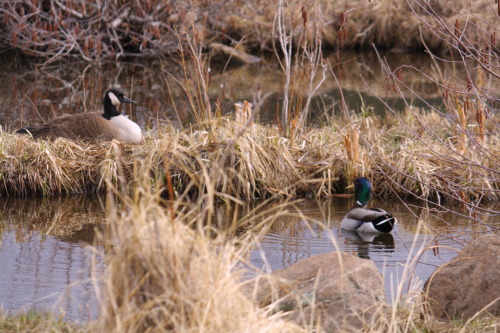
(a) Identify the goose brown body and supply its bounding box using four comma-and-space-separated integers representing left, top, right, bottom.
17, 89, 142, 143
21, 112, 125, 141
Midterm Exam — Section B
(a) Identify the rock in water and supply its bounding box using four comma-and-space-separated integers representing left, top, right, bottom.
247, 252, 386, 332
424, 234, 500, 320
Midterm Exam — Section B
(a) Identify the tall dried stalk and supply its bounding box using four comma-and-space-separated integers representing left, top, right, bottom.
273, 0, 327, 143
344, 126, 360, 179
274, 0, 293, 135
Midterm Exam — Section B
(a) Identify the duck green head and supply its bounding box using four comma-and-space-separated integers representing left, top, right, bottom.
354, 177, 372, 207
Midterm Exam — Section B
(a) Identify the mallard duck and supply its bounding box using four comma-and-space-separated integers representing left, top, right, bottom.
16, 89, 142, 143
340, 177, 397, 233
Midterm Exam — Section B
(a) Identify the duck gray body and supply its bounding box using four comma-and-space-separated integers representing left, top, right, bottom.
340, 177, 397, 233
17, 89, 142, 143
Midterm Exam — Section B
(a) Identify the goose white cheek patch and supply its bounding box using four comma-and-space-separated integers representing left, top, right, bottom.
108, 92, 121, 106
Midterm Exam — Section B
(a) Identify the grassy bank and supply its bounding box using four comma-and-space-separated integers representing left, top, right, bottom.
1, 110, 498, 203
0, 310, 90, 332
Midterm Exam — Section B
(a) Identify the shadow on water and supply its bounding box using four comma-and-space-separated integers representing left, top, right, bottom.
0, 50, 453, 131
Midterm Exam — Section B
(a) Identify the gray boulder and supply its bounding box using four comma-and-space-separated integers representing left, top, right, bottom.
247, 251, 386, 332
424, 234, 500, 320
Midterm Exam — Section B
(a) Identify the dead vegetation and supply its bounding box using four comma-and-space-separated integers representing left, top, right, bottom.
1, 1, 499, 332
0, 310, 89, 332
1, 0, 498, 63
97, 182, 304, 332
1, 110, 498, 205
93, 158, 499, 332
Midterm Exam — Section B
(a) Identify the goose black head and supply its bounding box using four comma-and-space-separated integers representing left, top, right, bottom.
354, 177, 372, 207
103, 89, 136, 119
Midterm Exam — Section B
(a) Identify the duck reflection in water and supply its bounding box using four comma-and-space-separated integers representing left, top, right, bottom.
340, 229, 395, 260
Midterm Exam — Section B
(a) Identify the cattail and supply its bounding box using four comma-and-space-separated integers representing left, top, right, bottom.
454, 19, 460, 38
235, 101, 253, 128
339, 10, 347, 48
396, 68, 403, 82
301, 6, 307, 27
344, 126, 359, 177
141, 38, 148, 50
459, 190, 468, 210
457, 100, 467, 152
96, 36, 102, 55
476, 104, 485, 144
12, 31, 17, 48
490, 30, 496, 65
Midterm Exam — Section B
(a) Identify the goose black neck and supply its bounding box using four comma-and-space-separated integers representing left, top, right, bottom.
102, 96, 121, 120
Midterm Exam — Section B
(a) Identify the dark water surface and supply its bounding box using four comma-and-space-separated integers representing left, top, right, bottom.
0, 196, 106, 322
0, 50, 449, 131
0, 195, 495, 322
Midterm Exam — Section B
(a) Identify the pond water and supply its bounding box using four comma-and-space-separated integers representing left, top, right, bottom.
0, 50, 450, 131
0, 195, 495, 322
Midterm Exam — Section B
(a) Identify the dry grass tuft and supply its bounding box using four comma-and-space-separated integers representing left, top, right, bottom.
0, 131, 108, 196
96, 183, 303, 332
2, 111, 499, 205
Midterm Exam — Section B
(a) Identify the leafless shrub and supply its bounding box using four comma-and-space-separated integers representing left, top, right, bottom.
0, 0, 212, 64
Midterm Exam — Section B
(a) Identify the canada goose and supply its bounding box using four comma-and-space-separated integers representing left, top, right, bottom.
17, 89, 142, 143
340, 177, 397, 233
